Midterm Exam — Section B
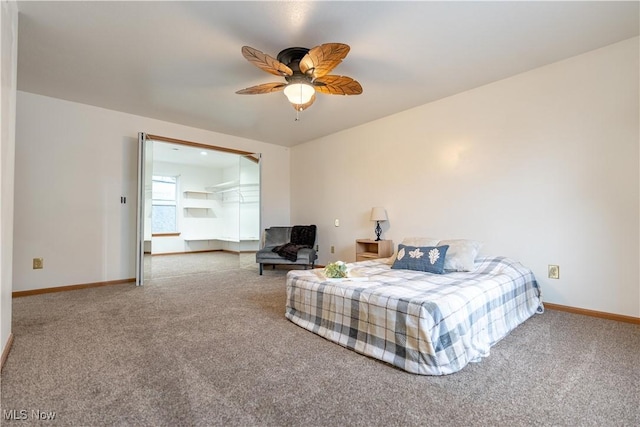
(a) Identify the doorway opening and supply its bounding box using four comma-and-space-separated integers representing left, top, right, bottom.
136, 133, 261, 284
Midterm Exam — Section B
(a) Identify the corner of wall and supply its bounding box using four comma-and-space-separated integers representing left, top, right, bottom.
0, 0, 19, 366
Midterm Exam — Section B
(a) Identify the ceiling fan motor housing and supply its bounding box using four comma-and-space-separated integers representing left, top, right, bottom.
276, 47, 310, 67
278, 47, 311, 83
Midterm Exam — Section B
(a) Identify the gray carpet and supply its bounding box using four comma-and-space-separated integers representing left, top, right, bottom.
2, 253, 639, 426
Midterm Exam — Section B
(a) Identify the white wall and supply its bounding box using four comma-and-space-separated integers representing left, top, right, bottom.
151, 161, 224, 254
1, 0, 18, 360
14, 92, 290, 291
290, 37, 639, 318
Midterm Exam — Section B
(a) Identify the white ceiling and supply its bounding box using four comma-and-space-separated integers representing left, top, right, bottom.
16, 1, 639, 148
152, 140, 242, 169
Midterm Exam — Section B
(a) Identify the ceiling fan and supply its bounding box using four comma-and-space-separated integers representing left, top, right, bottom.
236, 43, 363, 114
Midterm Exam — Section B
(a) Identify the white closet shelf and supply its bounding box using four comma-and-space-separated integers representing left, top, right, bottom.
205, 182, 259, 192
182, 236, 218, 241
183, 190, 214, 195
182, 236, 259, 242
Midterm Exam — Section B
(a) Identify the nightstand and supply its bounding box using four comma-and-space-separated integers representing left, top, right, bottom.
356, 239, 393, 262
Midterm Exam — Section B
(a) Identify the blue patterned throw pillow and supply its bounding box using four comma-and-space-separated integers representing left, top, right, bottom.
391, 244, 449, 274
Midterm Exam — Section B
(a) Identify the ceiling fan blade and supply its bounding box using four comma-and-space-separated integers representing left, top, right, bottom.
299, 43, 350, 78
241, 46, 293, 77
236, 82, 287, 95
291, 93, 317, 111
313, 75, 363, 95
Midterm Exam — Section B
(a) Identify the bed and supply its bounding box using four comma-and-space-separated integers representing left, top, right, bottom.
285, 253, 543, 375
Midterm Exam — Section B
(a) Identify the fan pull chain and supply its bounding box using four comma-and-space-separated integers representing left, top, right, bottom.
295, 107, 301, 122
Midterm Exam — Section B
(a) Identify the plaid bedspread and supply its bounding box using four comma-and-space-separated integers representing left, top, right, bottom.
285, 256, 543, 375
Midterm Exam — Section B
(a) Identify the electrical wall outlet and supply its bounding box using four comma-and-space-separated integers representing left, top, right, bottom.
548, 265, 559, 279
331, 246, 335, 254
334, 219, 340, 227
33, 258, 44, 269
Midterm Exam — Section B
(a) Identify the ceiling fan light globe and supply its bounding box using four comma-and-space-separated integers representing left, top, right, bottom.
284, 83, 315, 105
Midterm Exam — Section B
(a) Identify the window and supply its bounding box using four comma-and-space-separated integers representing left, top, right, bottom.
152, 176, 178, 233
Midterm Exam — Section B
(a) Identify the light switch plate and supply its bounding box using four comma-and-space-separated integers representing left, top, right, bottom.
548, 265, 559, 279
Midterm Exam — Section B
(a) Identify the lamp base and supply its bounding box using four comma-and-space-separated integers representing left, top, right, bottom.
375, 221, 382, 241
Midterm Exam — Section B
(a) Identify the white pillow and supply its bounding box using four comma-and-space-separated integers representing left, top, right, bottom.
438, 239, 482, 271
401, 237, 440, 246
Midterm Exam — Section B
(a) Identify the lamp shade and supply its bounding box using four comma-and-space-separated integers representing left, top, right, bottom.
284, 83, 315, 105
370, 207, 388, 222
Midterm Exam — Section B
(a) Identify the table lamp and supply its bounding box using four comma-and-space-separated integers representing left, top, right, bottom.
370, 207, 388, 241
